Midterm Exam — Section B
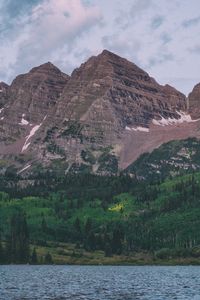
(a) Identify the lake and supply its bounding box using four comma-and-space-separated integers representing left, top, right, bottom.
0, 265, 200, 299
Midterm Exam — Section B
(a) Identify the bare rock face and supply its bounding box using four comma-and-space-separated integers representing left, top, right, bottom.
38, 50, 188, 174
55, 50, 186, 128
0, 50, 199, 175
188, 83, 200, 118
0, 63, 69, 152
6, 62, 69, 124
0, 82, 9, 108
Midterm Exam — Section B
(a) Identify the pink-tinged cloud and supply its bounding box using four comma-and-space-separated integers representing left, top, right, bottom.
0, 0, 101, 82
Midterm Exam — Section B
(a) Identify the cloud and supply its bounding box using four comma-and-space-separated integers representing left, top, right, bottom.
102, 34, 141, 63
160, 32, 172, 45
1, 0, 40, 20
188, 45, 200, 54
147, 53, 174, 68
182, 16, 200, 28
0, 0, 101, 82
130, 0, 153, 18
151, 16, 165, 29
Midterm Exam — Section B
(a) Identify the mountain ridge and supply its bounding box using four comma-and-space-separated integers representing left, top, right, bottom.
0, 50, 199, 176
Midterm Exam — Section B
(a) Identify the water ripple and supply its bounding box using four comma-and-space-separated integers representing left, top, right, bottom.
0, 265, 200, 300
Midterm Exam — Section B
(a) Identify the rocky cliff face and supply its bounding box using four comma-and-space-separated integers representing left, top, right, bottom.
37, 50, 189, 174
7, 62, 69, 123
0, 63, 69, 152
0, 50, 199, 176
188, 83, 200, 118
0, 82, 9, 108
55, 50, 187, 128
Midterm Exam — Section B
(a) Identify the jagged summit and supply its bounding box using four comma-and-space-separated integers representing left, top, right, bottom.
100, 49, 114, 55
0, 82, 9, 89
75, 49, 150, 82
0, 49, 199, 176
97, 49, 147, 71
29, 61, 66, 75
61, 49, 186, 127
96, 49, 131, 63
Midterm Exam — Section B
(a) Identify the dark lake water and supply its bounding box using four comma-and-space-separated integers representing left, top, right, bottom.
0, 265, 200, 300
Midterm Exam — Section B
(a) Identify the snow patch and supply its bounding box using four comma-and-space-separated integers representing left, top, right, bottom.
1, 117, 4, 120
0, 107, 4, 114
152, 111, 200, 127
18, 164, 31, 174
126, 126, 149, 133
21, 115, 47, 152
93, 83, 101, 88
19, 114, 29, 125
132, 126, 150, 133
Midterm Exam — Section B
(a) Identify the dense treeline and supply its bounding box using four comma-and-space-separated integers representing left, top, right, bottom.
0, 172, 200, 263
0, 210, 53, 264
0, 173, 134, 199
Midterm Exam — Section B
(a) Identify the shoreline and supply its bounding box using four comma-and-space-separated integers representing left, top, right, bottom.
1, 259, 200, 266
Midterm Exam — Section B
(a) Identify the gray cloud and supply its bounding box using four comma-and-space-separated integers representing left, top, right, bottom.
151, 16, 165, 29
102, 34, 141, 65
1, 0, 40, 19
160, 32, 172, 45
182, 16, 200, 28
188, 45, 200, 54
130, 0, 153, 18
147, 53, 174, 68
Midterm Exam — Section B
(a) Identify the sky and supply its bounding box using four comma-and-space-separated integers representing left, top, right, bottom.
0, 0, 200, 95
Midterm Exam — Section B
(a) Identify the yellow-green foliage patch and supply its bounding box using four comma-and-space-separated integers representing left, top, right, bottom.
108, 202, 124, 212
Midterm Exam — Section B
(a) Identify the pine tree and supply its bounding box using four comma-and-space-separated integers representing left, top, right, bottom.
74, 217, 82, 241
31, 248, 38, 264
112, 227, 123, 255
9, 212, 30, 263
86, 232, 96, 251
104, 243, 112, 257
41, 217, 47, 232
0, 232, 4, 264
85, 218, 92, 235
44, 252, 53, 264
19, 214, 30, 263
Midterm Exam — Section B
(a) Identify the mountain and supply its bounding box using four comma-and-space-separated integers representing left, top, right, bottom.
0, 50, 200, 176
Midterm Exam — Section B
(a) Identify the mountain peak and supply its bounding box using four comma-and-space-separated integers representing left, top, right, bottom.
30, 62, 64, 75
96, 49, 131, 63
0, 82, 9, 90
99, 49, 119, 57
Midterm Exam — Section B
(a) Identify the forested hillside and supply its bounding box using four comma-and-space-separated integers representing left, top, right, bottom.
0, 172, 200, 264
127, 138, 200, 181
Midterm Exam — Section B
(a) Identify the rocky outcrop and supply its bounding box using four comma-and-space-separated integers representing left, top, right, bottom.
0, 82, 9, 108
188, 83, 200, 118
